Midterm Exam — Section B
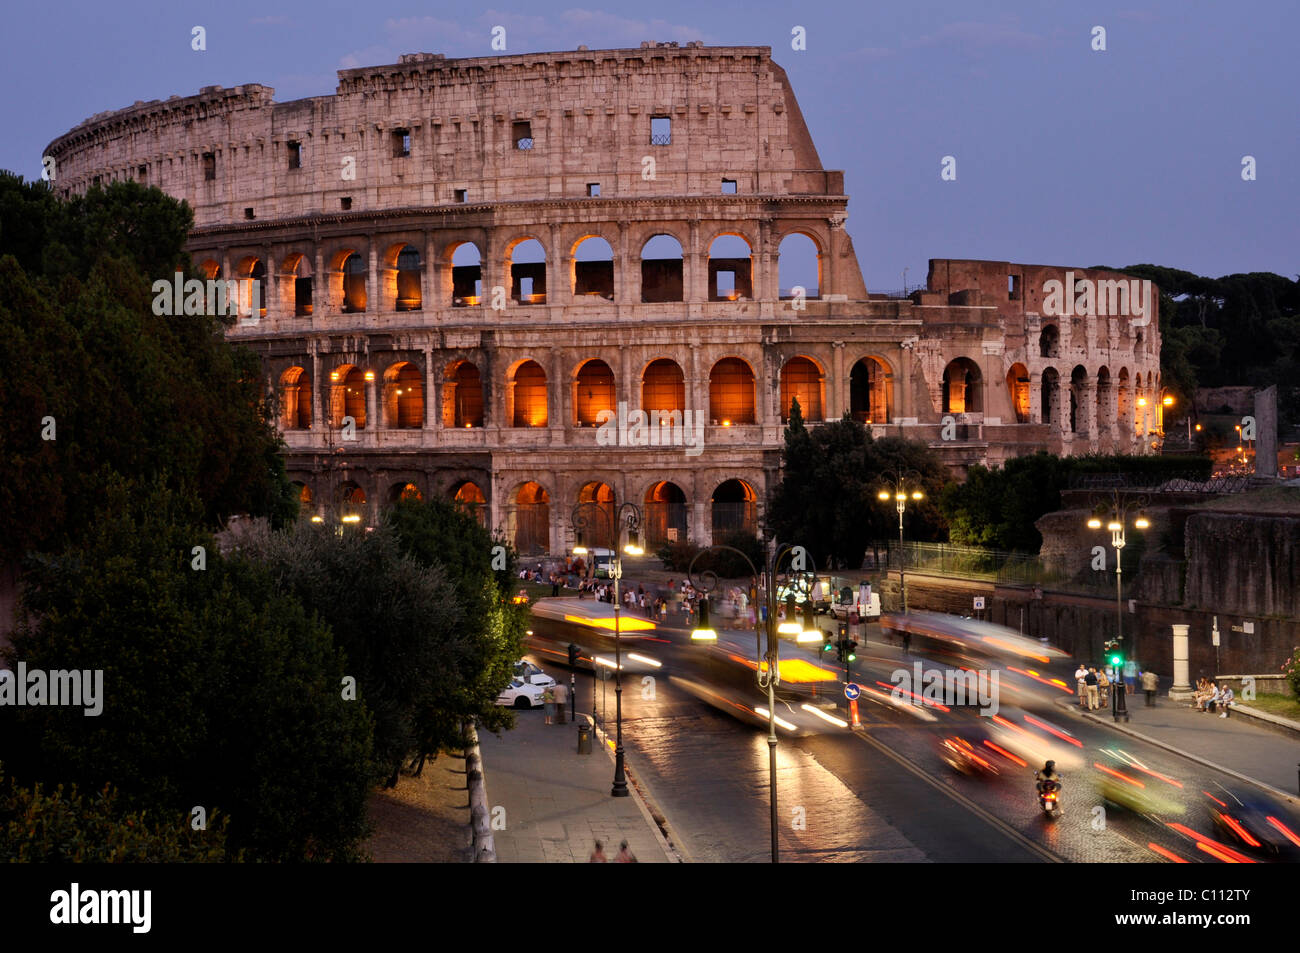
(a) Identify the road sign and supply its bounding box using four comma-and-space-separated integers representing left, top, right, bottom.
844, 683, 861, 700
973, 597, 986, 610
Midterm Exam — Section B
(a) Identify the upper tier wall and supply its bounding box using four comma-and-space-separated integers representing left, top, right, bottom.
44, 45, 840, 229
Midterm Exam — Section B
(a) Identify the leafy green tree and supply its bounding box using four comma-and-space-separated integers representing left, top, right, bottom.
767, 404, 950, 569
1, 480, 374, 862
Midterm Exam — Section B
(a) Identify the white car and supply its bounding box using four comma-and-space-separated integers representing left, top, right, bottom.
514, 660, 557, 689
496, 678, 546, 709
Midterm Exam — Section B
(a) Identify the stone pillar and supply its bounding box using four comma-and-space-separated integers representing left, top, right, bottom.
310, 348, 322, 432
1169, 623, 1193, 701
687, 343, 705, 421
548, 224, 568, 308
365, 373, 377, 435
424, 344, 438, 434
1081, 380, 1097, 444
367, 240, 379, 314
314, 246, 326, 316
1106, 381, 1119, 446
830, 341, 845, 419
1028, 371, 1042, 424
549, 347, 566, 434
686, 220, 705, 303
421, 230, 435, 313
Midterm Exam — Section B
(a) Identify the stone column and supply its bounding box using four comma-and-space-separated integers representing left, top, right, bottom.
424, 344, 438, 434
421, 229, 434, 313
314, 246, 326, 316
310, 348, 322, 432
1028, 371, 1042, 424
548, 224, 569, 308
365, 373, 377, 436
1081, 380, 1097, 445
549, 347, 566, 434
830, 341, 845, 419
367, 239, 379, 314
1169, 624, 1193, 701
686, 220, 705, 303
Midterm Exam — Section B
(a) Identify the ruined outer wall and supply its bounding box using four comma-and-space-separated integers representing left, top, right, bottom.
45, 46, 841, 229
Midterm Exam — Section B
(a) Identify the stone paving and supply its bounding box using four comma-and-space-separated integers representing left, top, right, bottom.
477, 707, 676, 863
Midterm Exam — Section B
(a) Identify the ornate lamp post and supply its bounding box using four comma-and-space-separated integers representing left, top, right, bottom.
687, 542, 815, 863
1087, 492, 1149, 722
876, 469, 925, 614
571, 498, 644, 797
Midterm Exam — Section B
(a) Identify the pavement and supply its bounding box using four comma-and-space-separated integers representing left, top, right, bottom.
477, 702, 680, 863
1056, 684, 1300, 802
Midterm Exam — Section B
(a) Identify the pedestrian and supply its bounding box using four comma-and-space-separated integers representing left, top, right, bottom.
1075, 663, 1089, 709
1085, 667, 1099, 710
1097, 667, 1111, 708
543, 685, 556, 724
902, 630, 911, 654
554, 680, 568, 724
660, 599, 668, 621
1219, 684, 1234, 718
1123, 658, 1137, 693
614, 839, 638, 863
1141, 669, 1158, 707
589, 840, 607, 863
551, 574, 560, 598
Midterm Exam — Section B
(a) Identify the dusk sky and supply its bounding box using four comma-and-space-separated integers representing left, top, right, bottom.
6, 0, 1296, 289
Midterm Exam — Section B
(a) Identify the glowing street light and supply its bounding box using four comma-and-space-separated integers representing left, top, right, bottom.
877, 469, 926, 614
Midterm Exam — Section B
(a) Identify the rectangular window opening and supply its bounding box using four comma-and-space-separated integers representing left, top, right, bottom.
340, 196, 352, 211
512, 120, 533, 150
244, 207, 255, 220
651, 116, 671, 146
716, 271, 735, 296
203, 153, 216, 181
586, 182, 600, 197
454, 188, 467, 203
288, 141, 302, 169
392, 129, 411, 158
721, 178, 737, 194
137, 165, 148, 182
1009, 274, 1021, 301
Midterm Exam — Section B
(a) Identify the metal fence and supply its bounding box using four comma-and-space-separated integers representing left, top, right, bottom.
864, 540, 1128, 596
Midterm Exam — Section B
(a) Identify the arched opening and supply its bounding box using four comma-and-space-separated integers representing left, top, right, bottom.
1040, 367, 1060, 428
1005, 363, 1030, 423
452, 480, 487, 527
197, 259, 220, 280
709, 357, 756, 425
1095, 366, 1111, 438
329, 364, 366, 429
1117, 368, 1131, 437
511, 360, 548, 427
1039, 324, 1060, 359
642, 359, 685, 427
576, 482, 615, 547
640, 234, 683, 303
780, 356, 823, 421
1070, 365, 1088, 434
444, 361, 484, 428
234, 257, 267, 319
383, 361, 424, 429
338, 482, 367, 523
342, 252, 367, 313
778, 233, 820, 299
644, 481, 687, 548
295, 482, 313, 510
515, 482, 551, 554
390, 482, 423, 503
712, 479, 756, 536
279, 366, 312, 430
283, 253, 313, 316
394, 244, 422, 311
849, 357, 892, 424
575, 359, 615, 426
451, 242, 482, 306
942, 358, 983, 414
508, 238, 547, 305
708, 234, 753, 301
573, 236, 614, 300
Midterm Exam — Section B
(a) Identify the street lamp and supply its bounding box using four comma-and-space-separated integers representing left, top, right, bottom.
876, 469, 926, 614
571, 498, 644, 798
687, 542, 816, 863
1086, 492, 1149, 722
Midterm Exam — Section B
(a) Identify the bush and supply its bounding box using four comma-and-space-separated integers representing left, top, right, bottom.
0, 766, 230, 863
656, 531, 766, 579
1283, 646, 1300, 699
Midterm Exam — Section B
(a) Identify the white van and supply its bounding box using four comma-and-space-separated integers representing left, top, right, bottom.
829, 582, 881, 622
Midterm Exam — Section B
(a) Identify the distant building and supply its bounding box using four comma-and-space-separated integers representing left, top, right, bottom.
45, 43, 1163, 552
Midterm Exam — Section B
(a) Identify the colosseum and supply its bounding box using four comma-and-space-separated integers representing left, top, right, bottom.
45, 42, 1164, 554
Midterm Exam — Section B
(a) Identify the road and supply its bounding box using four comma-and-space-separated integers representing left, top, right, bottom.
527, 607, 1300, 864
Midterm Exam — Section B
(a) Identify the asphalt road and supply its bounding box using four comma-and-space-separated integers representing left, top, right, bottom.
527, 610, 1300, 864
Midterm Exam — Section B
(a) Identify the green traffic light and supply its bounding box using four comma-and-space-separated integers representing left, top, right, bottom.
1110, 655, 1121, 666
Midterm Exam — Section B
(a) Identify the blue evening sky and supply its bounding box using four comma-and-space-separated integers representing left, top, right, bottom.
4, 0, 1296, 289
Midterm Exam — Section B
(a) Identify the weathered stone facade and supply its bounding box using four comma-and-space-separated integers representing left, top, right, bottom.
45, 43, 1163, 553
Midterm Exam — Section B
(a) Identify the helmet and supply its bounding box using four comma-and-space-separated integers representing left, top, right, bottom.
1044, 760, 1056, 772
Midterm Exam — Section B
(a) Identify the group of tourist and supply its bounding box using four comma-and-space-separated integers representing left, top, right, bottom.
1191, 677, 1235, 717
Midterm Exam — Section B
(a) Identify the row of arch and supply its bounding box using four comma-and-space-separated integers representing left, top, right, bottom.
198, 231, 823, 318
278, 353, 895, 431
294, 477, 759, 554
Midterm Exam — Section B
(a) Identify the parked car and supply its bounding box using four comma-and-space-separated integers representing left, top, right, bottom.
514, 659, 557, 688
829, 584, 881, 622
496, 678, 546, 709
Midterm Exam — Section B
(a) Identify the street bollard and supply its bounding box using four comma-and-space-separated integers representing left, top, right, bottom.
577, 723, 592, 755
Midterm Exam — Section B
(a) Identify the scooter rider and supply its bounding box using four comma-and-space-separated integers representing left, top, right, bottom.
1035, 760, 1063, 812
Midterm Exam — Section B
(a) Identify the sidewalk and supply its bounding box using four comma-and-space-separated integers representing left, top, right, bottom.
1057, 690, 1300, 802
477, 707, 679, 863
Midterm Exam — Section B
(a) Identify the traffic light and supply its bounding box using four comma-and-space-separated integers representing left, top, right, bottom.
568, 643, 579, 667
845, 639, 858, 663
836, 638, 846, 663
822, 629, 834, 654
